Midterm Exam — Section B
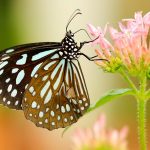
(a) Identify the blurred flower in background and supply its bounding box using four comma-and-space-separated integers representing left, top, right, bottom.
72, 114, 128, 150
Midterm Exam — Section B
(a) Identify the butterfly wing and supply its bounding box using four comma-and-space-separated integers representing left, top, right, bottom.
22, 58, 90, 130
0, 42, 61, 110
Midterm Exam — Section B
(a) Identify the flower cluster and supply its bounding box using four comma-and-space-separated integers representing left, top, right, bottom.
72, 114, 128, 150
88, 12, 150, 77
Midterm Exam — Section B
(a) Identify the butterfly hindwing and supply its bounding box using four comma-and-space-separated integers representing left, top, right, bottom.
22, 57, 90, 130
70, 60, 90, 112
0, 42, 61, 109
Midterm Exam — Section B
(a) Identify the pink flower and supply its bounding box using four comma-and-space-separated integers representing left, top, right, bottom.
143, 12, 150, 25
87, 24, 112, 50
87, 11, 150, 75
72, 114, 128, 150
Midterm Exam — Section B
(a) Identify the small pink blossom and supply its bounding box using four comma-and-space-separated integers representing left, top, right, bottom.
143, 12, 150, 25
72, 114, 128, 150
87, 23, 113, 50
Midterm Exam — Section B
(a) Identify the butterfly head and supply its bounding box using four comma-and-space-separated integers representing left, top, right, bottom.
61, 10, 87, 59
66, 30, 74, 38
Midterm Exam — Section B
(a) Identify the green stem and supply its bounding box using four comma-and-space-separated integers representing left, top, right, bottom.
140, 75, 147, 94
137, 74, 147, 150
120, 69, 147, 149
137, 98, 147, 150
120, 69, 138, 93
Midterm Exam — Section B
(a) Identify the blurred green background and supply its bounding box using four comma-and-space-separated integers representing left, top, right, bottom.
0, 0, 150, 150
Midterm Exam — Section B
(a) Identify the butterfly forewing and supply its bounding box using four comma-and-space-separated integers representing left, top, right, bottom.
22, 57, 90, 130
0, 42, 61, 109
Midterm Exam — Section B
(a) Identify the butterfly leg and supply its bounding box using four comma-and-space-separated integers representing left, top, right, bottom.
78, 40, 108, 61
78, 53, 108, 61
78, 34, 100, 49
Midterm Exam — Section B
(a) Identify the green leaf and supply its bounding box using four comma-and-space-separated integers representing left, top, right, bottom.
87, 88, 134, 113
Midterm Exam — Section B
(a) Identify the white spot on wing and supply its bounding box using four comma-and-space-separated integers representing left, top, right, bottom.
29, 86, 34, 93
11, 89, 17, 97
12, 68, 19, 73
39, 111, 44, 118
64, 118, 67, 122
32, 91, 36, 96
1, 56, 10, 61
61, 106, 65, 113
51, 122, 55, 126
6, 49, 14, 53
51, 53, 59, 59
79, 100, 83, 104
42, 75, 49, 81
31, 63, 42, 77
37, 105, 40, 109
16, 54, 27, 65
34, 74, 38, 78
72, 99, 77, 105
25, 84, 28, 89
56, 104, 59, 109
44, 61, 56, 70
16, 70, 25, 85
70, 116, 73, 120
59, 51, 63, 55
66, 104, 70, 112
29, 113, 32, 117
5, 78, 10, 83
39, 122, 42, 125
81, 107, 85, 110
0, 61, 8, 69
3, 97, 6, 102
7, 84, 12, 92
40, 81, 50, 98
7, 101, 11, 105
44, 90, 52, 104
57, 116, 61, 120
15, 101, 19, 106
32, 50, 56, 61
46, 108, 49, 112
50, 111, 55, 117
45, 119, 48, 123
0, 70, 4, 75
83, 98, 86, 101
31, 101, 37, 108
85, 103, 88, 107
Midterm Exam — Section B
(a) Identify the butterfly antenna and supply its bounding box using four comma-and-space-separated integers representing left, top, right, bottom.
66, 9, 82, 32
74, 29, 92, 40
68, 9, 80, 21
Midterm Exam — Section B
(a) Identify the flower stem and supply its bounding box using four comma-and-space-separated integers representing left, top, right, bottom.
120, 70, 148, 149
137, 74, 147, 150
120, 69, 138, 93
137, 98, 147, 150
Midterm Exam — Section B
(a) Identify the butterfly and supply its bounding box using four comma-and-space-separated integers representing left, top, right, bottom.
0, 9, 103, 130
